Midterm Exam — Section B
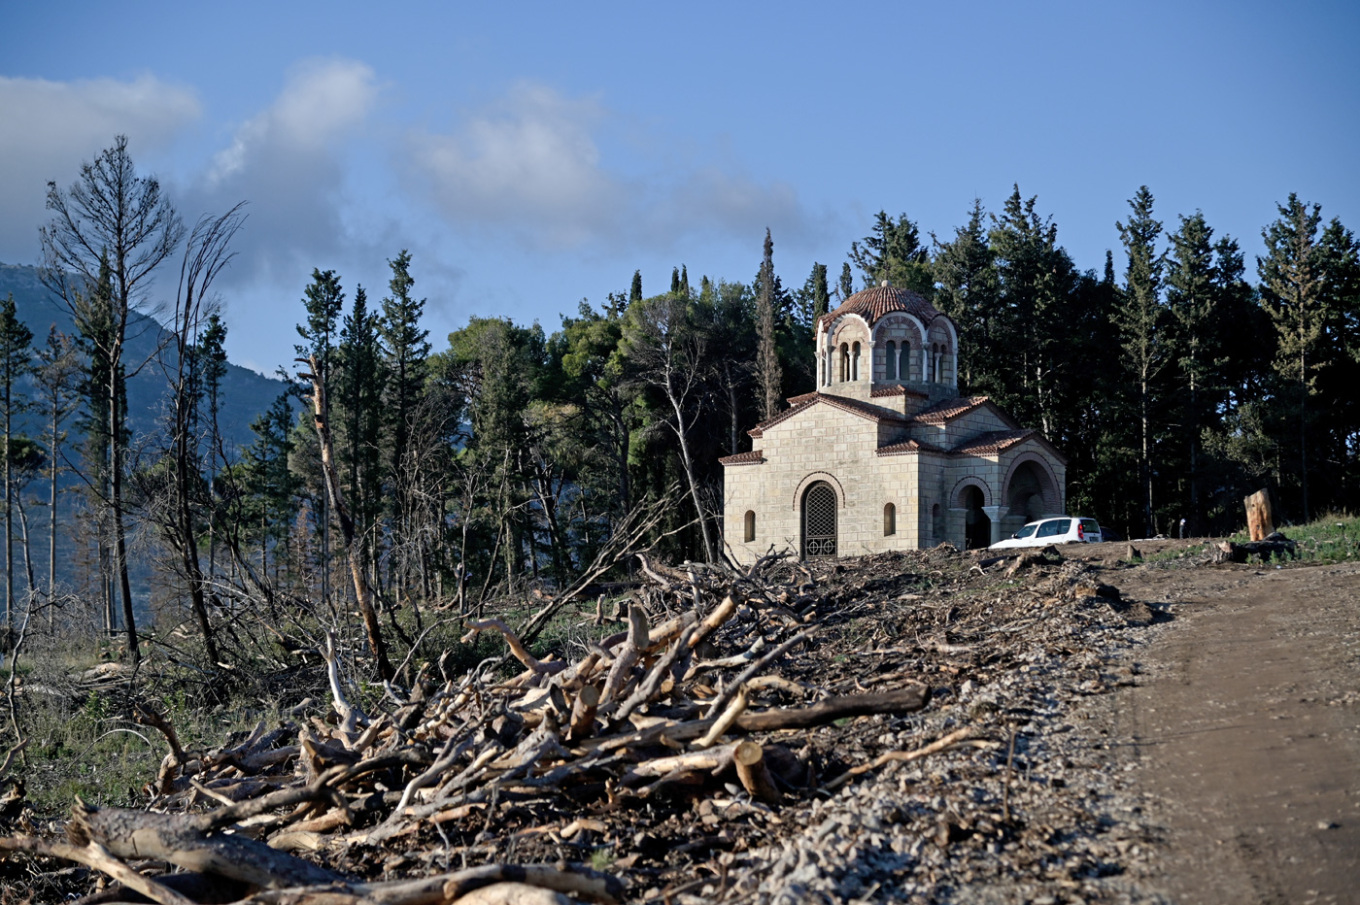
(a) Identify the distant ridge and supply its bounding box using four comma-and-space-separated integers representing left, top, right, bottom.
0, 261, 290, 455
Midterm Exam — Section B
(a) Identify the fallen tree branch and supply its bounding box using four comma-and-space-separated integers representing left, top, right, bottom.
68, 799, 347, 890
824, 726, 989, 791
0, 835, 199, 905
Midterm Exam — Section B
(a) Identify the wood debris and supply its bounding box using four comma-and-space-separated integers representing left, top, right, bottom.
0, 544, 1190, 904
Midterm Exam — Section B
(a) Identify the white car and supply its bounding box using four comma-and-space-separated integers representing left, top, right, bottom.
990, 516, 1103, 550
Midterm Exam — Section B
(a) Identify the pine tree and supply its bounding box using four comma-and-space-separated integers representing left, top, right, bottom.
72, 255, 121, 633
338, 287, 384, 578
630, 270, 643, 305
241, 393, 301, 582
933, 199, 998, 392
849, 211, 932, 293
1165, 212, 1249, 530
1114, 186, 1168, 536
295, 269, 345, 606
620, 294, 718, 561
197, 314, 228, 581
33, 328, 80, 601
378, 251, 431, 595
0, 294, 33, 645
988, 187, 1082, 434
297, 270, 346, 383
1257, 195, 1359, 519
838, 263, 854, 302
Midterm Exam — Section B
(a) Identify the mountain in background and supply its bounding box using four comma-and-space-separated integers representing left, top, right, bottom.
0, 261, 290, 456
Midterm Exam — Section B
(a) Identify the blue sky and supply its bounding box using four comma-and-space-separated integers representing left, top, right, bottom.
2, 0, 1356, 375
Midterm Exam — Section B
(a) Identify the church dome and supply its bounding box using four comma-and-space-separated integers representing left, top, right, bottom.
819, 282, 944, 329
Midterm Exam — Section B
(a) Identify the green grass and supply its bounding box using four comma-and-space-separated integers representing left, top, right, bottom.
1230, 512, 1360, 564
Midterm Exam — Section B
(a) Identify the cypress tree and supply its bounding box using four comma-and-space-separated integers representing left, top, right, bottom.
755, 229, 782, 420
810, 263, 829, 323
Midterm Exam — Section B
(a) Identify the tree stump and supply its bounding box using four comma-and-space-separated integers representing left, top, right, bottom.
1244, 488, 1275, 542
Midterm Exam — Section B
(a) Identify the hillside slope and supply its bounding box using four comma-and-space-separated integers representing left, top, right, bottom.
0, 261, 289, 455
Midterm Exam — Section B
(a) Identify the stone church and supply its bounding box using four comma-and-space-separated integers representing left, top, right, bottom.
721, 283, 1066, 562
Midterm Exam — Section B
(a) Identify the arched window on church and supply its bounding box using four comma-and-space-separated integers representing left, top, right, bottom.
743, 510, 756, 543
883, 502, 896, 536
925, 344, 934, 382
933, 343, 943, 383
839, 343, 849, 381
852, 342, 861, 380
885, 341, 897, 379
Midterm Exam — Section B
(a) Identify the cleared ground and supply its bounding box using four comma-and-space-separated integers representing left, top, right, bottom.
1100, 548, 1360, 904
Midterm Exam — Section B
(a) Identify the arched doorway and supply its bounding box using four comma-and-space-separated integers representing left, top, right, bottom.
1005, 459, 1055, 522
962, 485, 990, 550
802, 481, 837, 559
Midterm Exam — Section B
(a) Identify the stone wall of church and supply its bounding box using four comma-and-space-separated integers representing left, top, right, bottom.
722, 398, 1068, 563
724, 406, 936, 564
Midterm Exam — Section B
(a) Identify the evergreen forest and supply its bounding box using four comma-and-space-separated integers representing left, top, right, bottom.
3, 137, 1359, 675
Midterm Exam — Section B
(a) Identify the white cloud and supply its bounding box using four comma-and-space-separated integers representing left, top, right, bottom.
643, 166, 812, 247
406, 83, 622, 248
174, 58, 403, 374
0, 74, 200, 263
183, 58, 382, 293
404, 82, 822, 255
206, 58, 378, 187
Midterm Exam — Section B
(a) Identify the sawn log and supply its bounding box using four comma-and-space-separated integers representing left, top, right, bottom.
68, 799, 346, 890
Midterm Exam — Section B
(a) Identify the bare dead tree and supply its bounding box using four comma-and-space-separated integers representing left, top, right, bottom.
297, 354, 395, 681
40, 135, 184, 664
621, 295, 717, 561
156, 205, 246, 668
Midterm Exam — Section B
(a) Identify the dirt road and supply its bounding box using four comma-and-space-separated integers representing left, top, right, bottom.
1109, 558, 1360, 904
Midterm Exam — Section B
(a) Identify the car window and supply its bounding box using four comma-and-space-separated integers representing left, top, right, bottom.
1015, 524, 1038, 538
1081, 518, 1101, 535
1037, 518, 1070, 538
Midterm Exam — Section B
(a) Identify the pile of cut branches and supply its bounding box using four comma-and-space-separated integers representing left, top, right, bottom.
0, 552, 949, 904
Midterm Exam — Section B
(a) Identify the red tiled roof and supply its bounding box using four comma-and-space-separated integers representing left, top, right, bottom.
747, 399, 815, 438
786, 391, 819, 405
877, 438, 947, 456
910, 395, 991, 425
819, 393, 910, 423
951, 429, 1036, 456
748, 392, 908, 438
718, 449, 766, 466
870, 384, 929, 399
818, 283, 947, 330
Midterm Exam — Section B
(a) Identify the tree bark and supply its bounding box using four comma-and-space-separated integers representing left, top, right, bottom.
300, 355, 394, 680
68, 800, 345, 890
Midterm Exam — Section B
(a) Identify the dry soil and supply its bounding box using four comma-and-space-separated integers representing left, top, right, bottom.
1102, 550, 1360, 904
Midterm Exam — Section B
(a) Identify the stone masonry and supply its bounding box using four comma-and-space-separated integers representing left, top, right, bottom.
721, 283, 1066, 564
